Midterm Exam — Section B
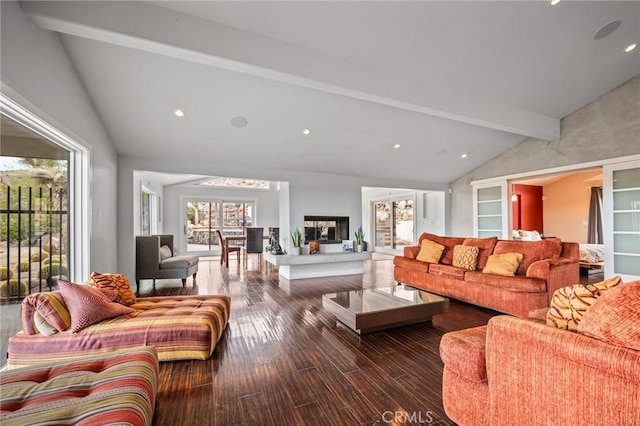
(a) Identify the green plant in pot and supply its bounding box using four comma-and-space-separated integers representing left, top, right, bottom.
291, 227, 302, 255
355, 226, 365, 252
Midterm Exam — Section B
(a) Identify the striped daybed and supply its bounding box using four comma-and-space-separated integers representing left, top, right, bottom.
7, 294, 231, 369
1, 346, 158, 426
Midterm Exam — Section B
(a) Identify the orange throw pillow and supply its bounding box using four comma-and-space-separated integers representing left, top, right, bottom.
89, 272, 137, 306
577, 281, 640, 350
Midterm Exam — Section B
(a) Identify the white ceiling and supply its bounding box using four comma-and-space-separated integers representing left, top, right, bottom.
21, 1, 640, 185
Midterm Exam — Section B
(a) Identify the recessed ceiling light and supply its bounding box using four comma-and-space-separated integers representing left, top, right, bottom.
461, 153, 468, 158
550, 0, 561, 6
625, 43, 637, 53
230, 116, 248, 128
302, 129, 311, 135
174, 109, 184, 117
394, 144, 400, 149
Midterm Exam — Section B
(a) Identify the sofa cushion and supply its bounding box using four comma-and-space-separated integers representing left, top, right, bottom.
58, 281, 135, 333
20, 291, 71, 335
493, 239, 562, 276
0, 346, 158, 425
89, 272, 137, 306
452, 245, 479, 271
393, 256, 430, 273
462, 237, 498, 269
419, 233, 465, 265
33, 311, 59, 336
482, 253, 523, 277
429, 263, 467, 280
465, 271, 546, 293
440, 325, 488, 382
416, 239, 445, 263
160, 255, 199, 269
577, 281, 640, 350
546, 276, 623, 331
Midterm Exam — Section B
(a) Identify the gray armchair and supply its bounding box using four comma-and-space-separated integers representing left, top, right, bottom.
135, 234, 198, 292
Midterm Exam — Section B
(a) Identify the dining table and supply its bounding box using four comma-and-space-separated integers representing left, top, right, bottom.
223, 235, 246, 266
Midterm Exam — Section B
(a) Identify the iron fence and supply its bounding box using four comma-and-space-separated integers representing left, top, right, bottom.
0, 185, 68, 300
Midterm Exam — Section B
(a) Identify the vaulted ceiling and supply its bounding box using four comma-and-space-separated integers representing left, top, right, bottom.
20, 1, 640, 184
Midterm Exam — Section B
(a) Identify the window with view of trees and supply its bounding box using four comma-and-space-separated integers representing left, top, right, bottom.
0, 156, 69, 297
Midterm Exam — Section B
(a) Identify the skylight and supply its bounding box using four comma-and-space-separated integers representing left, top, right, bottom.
198, 177, 270, 189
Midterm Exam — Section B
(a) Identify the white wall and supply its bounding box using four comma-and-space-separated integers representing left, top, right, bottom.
450, 75, 640, 236
1, 1, 119, 274
162, 182, 280, 253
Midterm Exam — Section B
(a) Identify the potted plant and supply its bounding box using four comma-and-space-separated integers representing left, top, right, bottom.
355, 226, 365, 252
291, 227, 302, 255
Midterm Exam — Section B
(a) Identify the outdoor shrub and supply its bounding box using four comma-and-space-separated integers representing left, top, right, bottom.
0, 267, 14, 281
38, 263, 68, 280
15, 260, 30, 272
43, 255, 66, 266
0, 279, 29, 298
31, 251, 49, 262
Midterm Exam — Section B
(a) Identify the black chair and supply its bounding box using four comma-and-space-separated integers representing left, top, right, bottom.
243, 227, 264, 267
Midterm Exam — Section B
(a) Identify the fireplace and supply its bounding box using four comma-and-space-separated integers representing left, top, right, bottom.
304, 215, 349, 244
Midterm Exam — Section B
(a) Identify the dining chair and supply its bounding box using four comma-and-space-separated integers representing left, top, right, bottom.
243, 227, 264, 267
215, 229, 240, 266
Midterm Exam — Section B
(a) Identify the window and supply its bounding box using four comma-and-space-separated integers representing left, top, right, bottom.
198, 177, 269, 189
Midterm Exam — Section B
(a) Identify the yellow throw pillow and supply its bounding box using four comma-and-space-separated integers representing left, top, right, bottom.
546, 276, 622, 331
482, 252, 524, 277
452, 245, 479, 271
416, 239, 446, 263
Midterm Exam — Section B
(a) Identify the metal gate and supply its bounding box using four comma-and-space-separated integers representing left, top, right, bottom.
0, 185, 68, 300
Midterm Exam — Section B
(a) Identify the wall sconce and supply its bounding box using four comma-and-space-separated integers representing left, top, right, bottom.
511, 194, 518, 202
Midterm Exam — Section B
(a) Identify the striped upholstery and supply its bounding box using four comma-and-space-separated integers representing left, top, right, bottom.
0, 346, 158, 426
20, 291, 71, 335
8, 295, 231, 369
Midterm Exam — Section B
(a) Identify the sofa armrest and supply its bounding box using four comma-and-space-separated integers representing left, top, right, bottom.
486, 315, 640, 424
403, 245, 420, 259
136, 236, 161, 279
526, 257, 579, 300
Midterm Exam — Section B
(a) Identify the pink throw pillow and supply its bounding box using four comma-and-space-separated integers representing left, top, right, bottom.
58, 280, 135, 332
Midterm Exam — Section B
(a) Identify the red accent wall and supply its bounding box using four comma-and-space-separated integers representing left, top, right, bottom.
512, 184, 543, 233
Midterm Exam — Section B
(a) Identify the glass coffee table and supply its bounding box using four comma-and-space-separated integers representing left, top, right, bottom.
322, 285, 449, 334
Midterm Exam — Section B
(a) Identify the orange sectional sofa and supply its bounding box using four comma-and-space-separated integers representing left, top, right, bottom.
440, 281, 640, 425
393, 233, 579, 316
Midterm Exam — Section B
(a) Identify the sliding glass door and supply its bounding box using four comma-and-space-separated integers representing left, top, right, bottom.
185, 199, 254, 255
373, 198, 414, 252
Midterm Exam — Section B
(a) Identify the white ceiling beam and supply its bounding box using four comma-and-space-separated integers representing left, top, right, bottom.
22, 1, 560, 140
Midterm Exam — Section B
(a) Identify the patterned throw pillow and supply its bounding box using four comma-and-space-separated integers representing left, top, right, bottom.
452, 245, 479, 271
416, 239, 446, 263
33, 311, 60, 336
58, 280, 135, 333
546, 276, 622, 331
20, 291, 71, 335
89, 271, 137, 306
482, 253, 523, 277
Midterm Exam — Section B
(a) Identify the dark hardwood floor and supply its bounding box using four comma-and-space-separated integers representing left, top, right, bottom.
0, 256, 603, 424
139, 257, 498, 426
